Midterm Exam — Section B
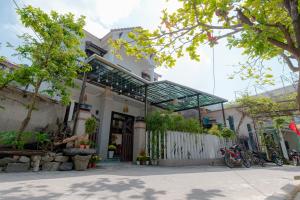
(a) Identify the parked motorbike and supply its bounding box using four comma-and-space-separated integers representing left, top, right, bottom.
220, 145, 251, 168
289, 150, 300, 166
268, 147, 284, 166
250, 151, 266, 167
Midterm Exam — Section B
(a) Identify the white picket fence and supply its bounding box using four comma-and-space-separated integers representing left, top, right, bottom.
147, 131, 234, 160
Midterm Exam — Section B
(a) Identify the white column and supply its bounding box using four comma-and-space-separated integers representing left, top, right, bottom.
133, 120, 146, 161
98, 93, 113, 159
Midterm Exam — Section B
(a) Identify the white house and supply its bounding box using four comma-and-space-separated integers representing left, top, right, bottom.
65, 28, 227, 160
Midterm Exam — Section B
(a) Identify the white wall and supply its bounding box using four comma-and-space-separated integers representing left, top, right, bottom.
100, 29, 156, 82
70, 83, 146, 158
0, 88, 65, 132
206, 107, 255, 138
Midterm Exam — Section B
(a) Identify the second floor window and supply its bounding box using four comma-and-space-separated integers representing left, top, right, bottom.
141, 72, 151, 81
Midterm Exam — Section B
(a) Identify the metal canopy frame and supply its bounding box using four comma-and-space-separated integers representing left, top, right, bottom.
86, 54, 227, 112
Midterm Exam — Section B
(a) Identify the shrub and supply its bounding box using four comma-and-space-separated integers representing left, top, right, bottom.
146, 111, 203, 134
108, 144, 116, 151
85, 117, 97, 135
0, 131, 49, 150
208, 125, 221, 137
220, 128, 235, 139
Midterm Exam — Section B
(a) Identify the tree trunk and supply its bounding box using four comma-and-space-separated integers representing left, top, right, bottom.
72, 72, 87, 135
19, 80, 42, 133
236, 111, 246, 136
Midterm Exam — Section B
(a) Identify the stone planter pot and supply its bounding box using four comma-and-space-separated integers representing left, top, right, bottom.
108, 151, 114, 159
73, 155, 91, 171
146, 161, 150, 165
79, 145, 85, 149
85, 145, 90, 149
136, 161, 140, 165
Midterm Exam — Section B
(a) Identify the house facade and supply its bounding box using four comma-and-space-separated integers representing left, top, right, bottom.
65, 28, 227, 160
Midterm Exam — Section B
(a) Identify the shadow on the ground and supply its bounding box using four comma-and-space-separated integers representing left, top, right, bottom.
0, 177, 169, 200
0, 177, 227, 200
186, 189, 225, 200
264, 183, 296, 200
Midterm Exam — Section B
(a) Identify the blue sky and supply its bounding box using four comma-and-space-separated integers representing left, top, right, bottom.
0, 0, 297, 101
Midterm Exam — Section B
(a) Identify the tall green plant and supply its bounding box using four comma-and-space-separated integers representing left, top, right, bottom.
9, 6, 89, 133
85, 117, 97, 135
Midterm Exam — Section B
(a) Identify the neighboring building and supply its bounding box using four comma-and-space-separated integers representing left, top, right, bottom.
188, 85, 300, 153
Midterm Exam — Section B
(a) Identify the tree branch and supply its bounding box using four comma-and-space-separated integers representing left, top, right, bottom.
281, 53, 300, 72
237, 8, 300, 57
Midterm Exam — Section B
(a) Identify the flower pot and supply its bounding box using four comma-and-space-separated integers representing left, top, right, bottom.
88, 163, 92, 168
91, 163, 96, 168
151, 160, 158, 165
108, 151, 114, 159
85, 145, 90, 149
146, 161, 149, 165
136, 161, 140, 165
73, 155, 91, 171
79, 145, 85, 149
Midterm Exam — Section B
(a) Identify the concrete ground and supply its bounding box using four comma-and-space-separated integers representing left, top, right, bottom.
0, 164, 299, 200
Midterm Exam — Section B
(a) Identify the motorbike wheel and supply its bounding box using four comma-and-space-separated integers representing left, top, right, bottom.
274, 158, 283, 166
224, 153, 234, 168
242, 158, 251, 168
259, 159, 266, 167
292, 158, 298, 166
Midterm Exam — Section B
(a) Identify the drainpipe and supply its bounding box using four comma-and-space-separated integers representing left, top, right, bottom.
197, 95, 202, 125
221, 103, 226, 127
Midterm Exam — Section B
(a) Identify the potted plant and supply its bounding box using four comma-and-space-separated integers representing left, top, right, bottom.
151, 157, 158, 165
85, 141, 91, 149
145, 156, 150, 165
108, 144, 116, 159
89, 154, 101, 168
79, 140, 85, 149
136, 156, 142, 165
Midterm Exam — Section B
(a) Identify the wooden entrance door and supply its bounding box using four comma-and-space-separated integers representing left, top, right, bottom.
121, 117, 134, 161
110, 112, 134, 161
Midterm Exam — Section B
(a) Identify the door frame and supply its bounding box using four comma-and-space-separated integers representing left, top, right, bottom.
109, 111, 135, 161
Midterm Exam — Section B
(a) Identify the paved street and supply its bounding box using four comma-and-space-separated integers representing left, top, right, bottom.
0, 164, 299, 200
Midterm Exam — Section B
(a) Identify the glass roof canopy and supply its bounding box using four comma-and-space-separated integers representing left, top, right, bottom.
86, 54, 227, 112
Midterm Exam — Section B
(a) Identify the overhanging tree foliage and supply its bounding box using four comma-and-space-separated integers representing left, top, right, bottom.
110, 0, 300, 108
5, 6, 89, 133
234, 93, 297, 135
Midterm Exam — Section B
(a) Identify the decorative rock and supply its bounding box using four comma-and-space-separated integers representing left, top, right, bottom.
13, 155, 20, 160
48, 152, 56, 157
32, 160, 40, 172
55, 156, 69, 162
0, 157, 16, 167
18, 156, 30, 163
41, 155, 54, 162
5, 163, 29, 172
31, 155, 41, 162
42, 162, 60, 171
59, 162, 73, 171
